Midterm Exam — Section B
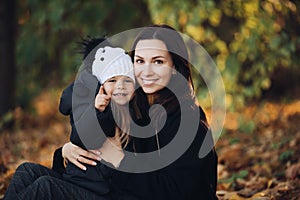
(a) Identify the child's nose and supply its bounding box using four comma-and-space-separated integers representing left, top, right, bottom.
116, 80, 125, 89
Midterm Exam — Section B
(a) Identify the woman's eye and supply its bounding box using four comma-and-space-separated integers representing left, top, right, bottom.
154, 60, 163, 64
135, 59, 144, 64
108, 79, 116, 82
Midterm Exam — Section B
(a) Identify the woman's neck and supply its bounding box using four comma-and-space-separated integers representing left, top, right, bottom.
146, 93, 155, 105
146, 87, 167, 106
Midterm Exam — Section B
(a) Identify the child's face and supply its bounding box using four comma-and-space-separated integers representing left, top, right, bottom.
103, 76, 135, 105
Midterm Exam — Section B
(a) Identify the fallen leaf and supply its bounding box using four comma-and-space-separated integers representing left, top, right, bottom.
285, 162, 300, 180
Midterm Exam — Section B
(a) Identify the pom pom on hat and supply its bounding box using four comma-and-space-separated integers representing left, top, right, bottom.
92, 46, 135, 84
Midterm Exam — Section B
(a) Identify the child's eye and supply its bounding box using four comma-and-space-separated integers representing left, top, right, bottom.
107, 79, 116, 82
125, 79, 133, 83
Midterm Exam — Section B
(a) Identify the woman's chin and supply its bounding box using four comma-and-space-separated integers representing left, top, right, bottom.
141, 85, 165, 94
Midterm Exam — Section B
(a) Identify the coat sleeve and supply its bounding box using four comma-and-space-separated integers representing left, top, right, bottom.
51, 147, 65, 174
59, 83, 74, 115
95, 102, 116, 137
71, 70, 108, 149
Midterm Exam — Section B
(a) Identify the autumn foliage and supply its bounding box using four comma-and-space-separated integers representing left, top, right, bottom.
0, 89, 300, 199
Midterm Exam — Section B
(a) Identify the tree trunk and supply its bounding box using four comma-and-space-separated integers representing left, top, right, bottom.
0, 0, 16, 117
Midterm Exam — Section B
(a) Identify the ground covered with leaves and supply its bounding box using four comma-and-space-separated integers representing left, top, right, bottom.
216, 100, 300, 200
0, 91, 299, 199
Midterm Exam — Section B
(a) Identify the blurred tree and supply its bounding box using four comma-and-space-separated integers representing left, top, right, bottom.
147, 0, 300, 109
9, 0, 300, 114
16, 0, 151, 109
0, 0, 16, 118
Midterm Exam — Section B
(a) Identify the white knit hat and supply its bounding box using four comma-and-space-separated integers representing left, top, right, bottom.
92, 46, 135, 84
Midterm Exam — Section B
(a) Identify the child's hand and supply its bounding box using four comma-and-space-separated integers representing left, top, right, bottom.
95, 85, 111, 112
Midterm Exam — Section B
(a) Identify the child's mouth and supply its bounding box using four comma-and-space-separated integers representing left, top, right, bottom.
113, 93, 127, 97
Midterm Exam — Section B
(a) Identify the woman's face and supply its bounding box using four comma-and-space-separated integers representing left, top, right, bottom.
134, 39, 174, 94
103, 76, 135, 105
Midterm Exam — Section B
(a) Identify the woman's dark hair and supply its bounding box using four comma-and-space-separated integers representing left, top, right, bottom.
130, 24, 207, 124
131, 24, 194, 92
131, 25, 194, 105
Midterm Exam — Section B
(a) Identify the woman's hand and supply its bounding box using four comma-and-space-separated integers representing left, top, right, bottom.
62, 142, 102, 170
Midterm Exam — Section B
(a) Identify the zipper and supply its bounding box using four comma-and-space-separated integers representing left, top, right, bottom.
155, 129, 161, 156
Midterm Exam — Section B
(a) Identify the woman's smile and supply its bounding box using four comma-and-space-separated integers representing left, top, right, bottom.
141, 78, 159, 85
134, 39, 174, 94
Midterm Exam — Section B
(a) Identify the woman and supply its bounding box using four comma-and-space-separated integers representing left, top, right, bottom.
60, 24, 218, 199
4, 24, 218, 200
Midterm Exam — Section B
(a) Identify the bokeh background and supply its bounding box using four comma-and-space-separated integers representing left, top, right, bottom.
0, 1, 300, 199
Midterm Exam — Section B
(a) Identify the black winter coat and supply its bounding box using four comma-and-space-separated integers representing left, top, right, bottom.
58, 70, 116, 196
53, 72, 218, 200
108, 90, 218, 200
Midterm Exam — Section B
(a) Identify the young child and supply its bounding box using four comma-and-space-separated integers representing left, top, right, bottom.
58, 37, 111, 151
59, 42, 135, 195
93, 46, 136, 149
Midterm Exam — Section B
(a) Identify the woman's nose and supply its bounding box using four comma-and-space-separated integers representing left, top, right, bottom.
143, 63, 154, 76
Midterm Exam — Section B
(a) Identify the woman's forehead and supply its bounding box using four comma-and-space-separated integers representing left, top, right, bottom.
134, 39, 170, 59
135, 39, 168, 51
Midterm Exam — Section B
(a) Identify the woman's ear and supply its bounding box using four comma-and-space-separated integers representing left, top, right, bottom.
172, 66, 177, 75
